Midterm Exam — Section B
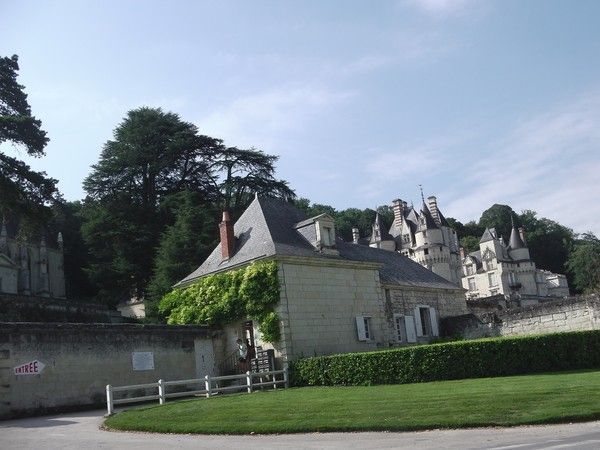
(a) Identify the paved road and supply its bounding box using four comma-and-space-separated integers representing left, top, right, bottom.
1, 409, 599, 449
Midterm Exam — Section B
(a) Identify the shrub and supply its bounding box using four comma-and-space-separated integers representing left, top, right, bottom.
290, 330, 600, 386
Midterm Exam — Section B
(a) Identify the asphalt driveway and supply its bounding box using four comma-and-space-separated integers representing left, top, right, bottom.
1, 409, 599, 449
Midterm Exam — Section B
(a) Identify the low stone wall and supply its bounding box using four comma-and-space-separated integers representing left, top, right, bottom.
443, 295, 600, 339
0, 323, 214, 419
0, 293, 124, 323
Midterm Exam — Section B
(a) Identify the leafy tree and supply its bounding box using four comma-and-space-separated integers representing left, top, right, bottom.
566, 233, 600, 294
479, 204, 515, 240
519, 210, 575, 275
205, 147, 295, 217
147, 191, 217, 317
460, 235, 480, 254
50, 201, 97, 299
0, 54, 58, 222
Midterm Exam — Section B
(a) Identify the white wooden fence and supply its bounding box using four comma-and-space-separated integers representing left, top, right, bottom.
105, 366, 288, 415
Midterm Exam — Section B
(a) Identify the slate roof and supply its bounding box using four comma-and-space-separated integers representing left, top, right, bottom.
508, 225, 526, 249
420, 203, 439, 229
479, 228, 497, 243
178, 196, 461, 291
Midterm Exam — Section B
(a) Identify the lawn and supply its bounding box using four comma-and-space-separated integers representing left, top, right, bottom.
104, 369, 600, 434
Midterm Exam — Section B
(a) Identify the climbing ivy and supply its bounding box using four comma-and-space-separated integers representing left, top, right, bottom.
158, 261, 281, 342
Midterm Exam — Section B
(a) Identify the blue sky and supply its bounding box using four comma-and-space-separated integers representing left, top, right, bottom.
2, 0, 600, 234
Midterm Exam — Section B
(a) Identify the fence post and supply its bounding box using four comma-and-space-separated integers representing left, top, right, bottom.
158, 379, 165, 405
246, 371, 253, 393
106, 384, 114, 415
283, 363, 289, 388
205, 374, 212, 398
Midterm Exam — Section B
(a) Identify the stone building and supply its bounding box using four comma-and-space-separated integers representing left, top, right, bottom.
461, 219, 569, 300
0, 219, 65, 299
178, 196, 467, 364
366, 195, 462, 285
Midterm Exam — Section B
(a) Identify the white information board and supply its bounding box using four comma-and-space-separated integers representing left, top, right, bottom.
132, 352, 155, 371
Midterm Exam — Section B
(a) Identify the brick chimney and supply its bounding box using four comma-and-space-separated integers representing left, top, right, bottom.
427, 196, 440, 225
219, 211, 235, 260
352, 227, 360, 244
392, 199, 404, 231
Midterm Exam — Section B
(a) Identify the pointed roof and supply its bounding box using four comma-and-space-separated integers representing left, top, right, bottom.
508, 216, 526, 249
420, 203, 438, 229
479, 228, 497, 243
370, 213, 394, 243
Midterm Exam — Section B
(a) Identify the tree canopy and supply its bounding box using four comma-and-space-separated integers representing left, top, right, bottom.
566, 233, 600, 293
0, 54, 58, 222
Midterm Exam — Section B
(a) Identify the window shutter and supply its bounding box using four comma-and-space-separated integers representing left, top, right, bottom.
405, 316, 417, 343
355, 316, 367, 341
429, 307, 439, 337
413, 307, 423, 337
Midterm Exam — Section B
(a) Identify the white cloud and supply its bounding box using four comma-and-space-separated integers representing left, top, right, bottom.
444, 90, 600, 234
198, 86, 354, 149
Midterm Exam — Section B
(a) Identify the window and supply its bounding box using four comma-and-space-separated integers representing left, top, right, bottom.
488, 272, 497, 287
419, 307, 432, 336
355, 316, 372, 341
393, 314, 405, 342
423, 231, 427, 237
508, 272, 517, 284
402, 234, 410, 244
414, 306, 439, 337
466, 264, 475, 276
424, 248, 429, 255
468, 278, 476, 291
485, 259, 495, 271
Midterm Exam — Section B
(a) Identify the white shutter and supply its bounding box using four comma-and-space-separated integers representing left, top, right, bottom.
355, 316, 367, 341
405, 316, 417, 343
429, 307, 439, 337
413, 307, 423, 337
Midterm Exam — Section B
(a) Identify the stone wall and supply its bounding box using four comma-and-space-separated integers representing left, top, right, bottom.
0, 293, 124, 323
0, 323, 214, 419
384, 285, 468, 344
442, 295, 600, 339
273, 260, 388, 361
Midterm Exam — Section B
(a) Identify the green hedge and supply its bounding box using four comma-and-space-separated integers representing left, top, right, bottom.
290, 330, 600, 386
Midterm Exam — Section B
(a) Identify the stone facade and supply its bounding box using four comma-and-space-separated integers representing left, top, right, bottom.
0, 323, 214, 419
0, 220, 65, 299
461, 224, 569, 300
218, 257, 467, 366
442, 295, 600, 339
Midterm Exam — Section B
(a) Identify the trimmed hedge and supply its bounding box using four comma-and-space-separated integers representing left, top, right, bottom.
290, 330, 600, 386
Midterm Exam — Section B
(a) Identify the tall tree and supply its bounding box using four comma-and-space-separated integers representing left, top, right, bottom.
479, 204, 516, 240
519, 210, 575, 275
0, 54, 58, 222
206, 146, 295, 218
566, 233, 600, 294
82, 107, 220, 304
147, 191, 217, 317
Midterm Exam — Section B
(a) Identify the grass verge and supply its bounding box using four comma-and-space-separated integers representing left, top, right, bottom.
104, 369, 600, 434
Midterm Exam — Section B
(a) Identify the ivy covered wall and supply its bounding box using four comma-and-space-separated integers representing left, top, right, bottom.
159, 261, 281, 342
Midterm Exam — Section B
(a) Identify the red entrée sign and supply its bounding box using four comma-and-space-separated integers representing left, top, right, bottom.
14, 360, 45, 375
